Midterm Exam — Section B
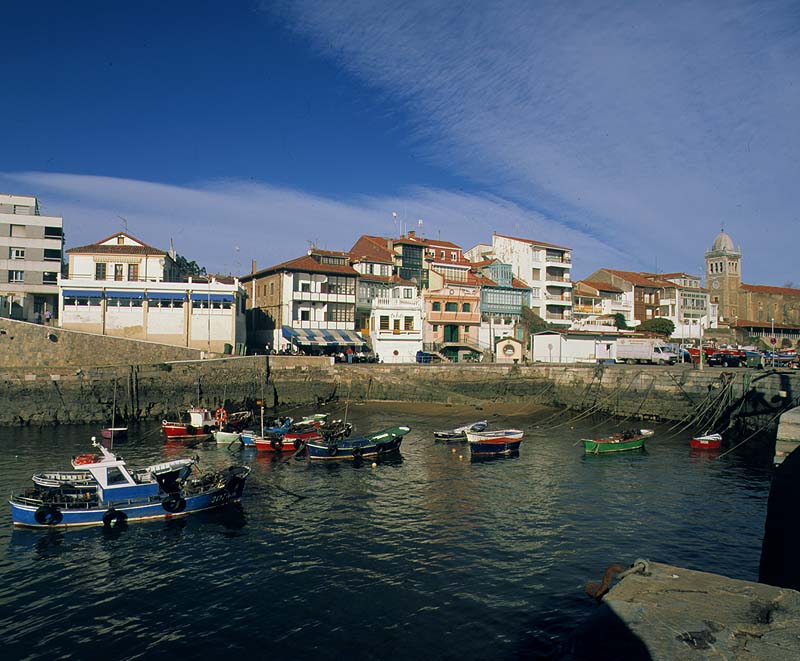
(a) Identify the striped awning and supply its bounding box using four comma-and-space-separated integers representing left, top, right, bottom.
281, 326, 366, 346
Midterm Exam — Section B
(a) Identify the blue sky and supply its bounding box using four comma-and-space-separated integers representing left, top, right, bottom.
1, 1, 798, 284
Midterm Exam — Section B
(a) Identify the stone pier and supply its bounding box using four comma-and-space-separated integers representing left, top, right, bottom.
570, 561, 800, 658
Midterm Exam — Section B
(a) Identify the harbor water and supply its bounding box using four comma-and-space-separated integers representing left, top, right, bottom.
0, 402, 773, 659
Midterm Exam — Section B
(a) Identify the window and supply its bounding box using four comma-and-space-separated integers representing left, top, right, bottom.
95, 263, 107, 280
114, 264, 124, 281
300, 282, 311, 293
445, 302, 457, 312
440, 250, 445, 259
326, 303, 353, 323
450, 251, 457, 260
8, 270, 24, 283
10, 224, 25, 238
300, 310, 310, 321
43, 248, 61, 261
116, 236, 124, 245
42, 272, 57, 284
531, 268, 541, 280
10, 247, 25, 259
270, 282, 274, 296
433, 324, 439, 332
380, 315, 390, 330
462, 303, 471, 312
393, 319, 401, 333
403, 288, 413, 299
404, 316, 414, 331
432, 302, 441, 311
128, 264, 139, 281
44, 226, 62, 238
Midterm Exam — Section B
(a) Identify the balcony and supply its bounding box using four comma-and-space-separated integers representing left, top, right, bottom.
545, 274, 572, 285
545, 254, 571, 265
294, 290, 355, 303
371, 297, 422, 309
573, 304, 603, 315
545, 292, 572, 301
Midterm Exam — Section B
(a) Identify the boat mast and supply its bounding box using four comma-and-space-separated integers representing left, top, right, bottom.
111, 374, 117, 450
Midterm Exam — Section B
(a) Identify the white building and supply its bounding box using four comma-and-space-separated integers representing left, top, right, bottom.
648, 272, 717, 340
531, 330, 619, 364
491, 233, 573, 326
0, 194, 64, 321
59, 232, 245, 353
368, 283, 425, 363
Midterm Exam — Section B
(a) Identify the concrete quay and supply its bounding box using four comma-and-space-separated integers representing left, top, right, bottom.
570, 561, 800, 658
0, 356, 798, 428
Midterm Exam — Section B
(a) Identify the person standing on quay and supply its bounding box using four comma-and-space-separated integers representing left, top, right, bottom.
346, 346, 354, 364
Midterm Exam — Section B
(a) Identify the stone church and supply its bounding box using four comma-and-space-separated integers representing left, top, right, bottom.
705, 230, 800, 343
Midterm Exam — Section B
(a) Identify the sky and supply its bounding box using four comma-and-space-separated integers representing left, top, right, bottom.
1, 1, 798, 284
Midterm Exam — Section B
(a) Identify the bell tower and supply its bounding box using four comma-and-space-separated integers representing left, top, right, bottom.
704, 229, 741, 324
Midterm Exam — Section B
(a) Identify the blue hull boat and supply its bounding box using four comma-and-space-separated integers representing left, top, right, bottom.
240, 418, 293, 448
10, 441, 251, 528
306, 426, 411, 460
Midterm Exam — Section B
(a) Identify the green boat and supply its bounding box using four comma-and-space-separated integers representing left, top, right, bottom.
581, 429, 654, 454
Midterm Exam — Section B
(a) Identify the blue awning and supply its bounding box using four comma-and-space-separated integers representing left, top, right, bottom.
189, 293, 234, 302
145, 291, 187, 300
62, 289, 102, 297
106, 291, 144, 299
281, 326, 366, 346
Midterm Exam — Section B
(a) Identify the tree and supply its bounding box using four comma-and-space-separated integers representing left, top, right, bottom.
637, 317, 675, 337
612, 313, 628, 330
521, 306, 549, 335
175, 254, 207, 279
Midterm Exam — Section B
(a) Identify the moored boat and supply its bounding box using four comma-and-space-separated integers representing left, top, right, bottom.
434, 420, 488, 442
466, 429, 524, 456
161, 408, 219, 440
101, 426, 128, 442
690, 433, 722, 450
306, 425, 411, 460
10, 440, 251, 528
239, 418, 293, 450
582, 429, 654, 454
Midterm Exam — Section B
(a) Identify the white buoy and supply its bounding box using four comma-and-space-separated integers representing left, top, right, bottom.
458, 455, 463, 460
451, 447, 456, 453
371, 462, 377, 468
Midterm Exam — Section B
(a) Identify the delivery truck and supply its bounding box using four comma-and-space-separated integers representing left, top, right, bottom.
616, 337, 678, 365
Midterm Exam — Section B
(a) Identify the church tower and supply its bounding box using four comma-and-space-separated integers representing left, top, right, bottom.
704, 230, 741, 324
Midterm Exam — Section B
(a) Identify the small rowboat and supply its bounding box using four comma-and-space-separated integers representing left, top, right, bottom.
434, 420, 488, 442
466, 429, 524, 456
582, 429, 654, 454
690, 433, 722, 450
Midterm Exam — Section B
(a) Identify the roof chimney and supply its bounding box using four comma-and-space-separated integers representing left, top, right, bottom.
251, 260, 257, 274
408, 230, 416, 238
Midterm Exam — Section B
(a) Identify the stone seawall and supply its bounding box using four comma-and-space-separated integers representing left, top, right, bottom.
1, 356, 798, 429
0, 318, 204, 368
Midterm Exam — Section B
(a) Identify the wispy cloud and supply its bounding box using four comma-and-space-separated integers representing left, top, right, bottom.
274, 0, 800, 283
0, 171, 625, 275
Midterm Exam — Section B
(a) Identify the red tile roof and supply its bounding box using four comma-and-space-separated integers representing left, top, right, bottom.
579, 279, 624, 293
393, 233, 462, 250
602, 269, 674, 288
742, 283, 800, 297
492, 232, 570, 251
68, 231, 166, 255
241, 253, 358, 280
349, 235, 394, 264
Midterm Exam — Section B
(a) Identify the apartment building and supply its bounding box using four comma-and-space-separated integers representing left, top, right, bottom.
0, 194, 64, 321
241, 249, 363, 353
491, 233, 573, 326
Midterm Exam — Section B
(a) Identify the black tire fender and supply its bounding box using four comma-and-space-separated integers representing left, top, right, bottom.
202, 425, 211, 435
327, 444, 338, 456
34, 505, 62, 525
162, 495, 187, 513
185, 424, 196, 436
271, 437, 283, 451
352, 446, 363, 459
102, 508, 128, 528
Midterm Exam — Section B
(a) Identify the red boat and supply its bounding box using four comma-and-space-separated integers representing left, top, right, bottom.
161, 408, 219, 440
690, 433, 722, 450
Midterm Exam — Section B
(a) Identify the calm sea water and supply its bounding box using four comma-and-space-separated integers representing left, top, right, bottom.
0, 403, 773, 660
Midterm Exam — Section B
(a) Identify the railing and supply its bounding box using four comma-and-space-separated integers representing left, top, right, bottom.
545, 313, 570, 321
545, 275, 572, 283
573, 304, 603, 314
545, 254, 571, 264
545, 293, 572, 301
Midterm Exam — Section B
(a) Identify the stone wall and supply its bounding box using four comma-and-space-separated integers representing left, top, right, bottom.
1, 355, 798, 429
0, 318, 204, 368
